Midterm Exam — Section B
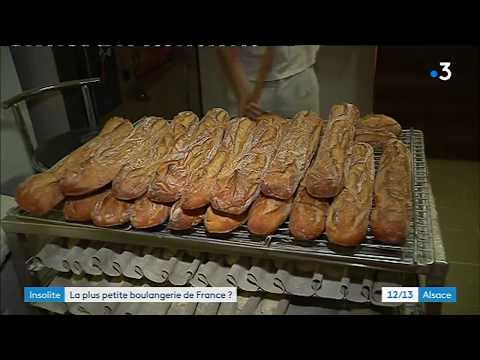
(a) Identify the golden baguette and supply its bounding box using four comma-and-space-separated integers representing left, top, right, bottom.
261, 111, 323, 200
247, 194, 292, 236
61, 117, 160, 196
148, 109, 227, 203
64, 188, 110, 222
16, 117, 133, 215
370, 139, 412, 244
91, 190, 131, 227
130, 195, 171, 229
326, 142, 375, 246
204, 206, 248, 234
180, 117, 256, 210
289, 181, 329, 241
305, 103, 359, 199
112, 117, 172, 200
167, 201, 206, 231
211, 114, 287, 215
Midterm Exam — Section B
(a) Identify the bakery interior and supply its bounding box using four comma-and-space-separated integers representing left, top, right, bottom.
0, 45, 478, 315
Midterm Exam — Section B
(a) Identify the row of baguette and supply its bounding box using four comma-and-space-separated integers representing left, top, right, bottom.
16, 103, 411, 246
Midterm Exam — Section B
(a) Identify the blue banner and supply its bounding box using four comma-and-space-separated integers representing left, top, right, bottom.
418, 287, 456, 303
24, 287, 65, 303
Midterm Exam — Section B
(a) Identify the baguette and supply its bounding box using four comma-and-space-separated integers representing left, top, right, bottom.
16, 117, 133, 215
326, 143, 375, 246
91, 190, 131, 227
148, 109, 227, 203
55, 117, 133, 174
171, 111, 201, 143
356, 114, 402, 136
354, 114, 401, 149
247, 194, 292, 236
204, 206, 248, 234
354, 129, 397, 149
63, 188, 110, 222
112, 117, 171, 200
15, 172, 64, 216
167, 201, 206, 231
180, 117, 257, 210
370, 139, 412, 244
130, 195, 171, 229
261, 111, 323, 200
61, 117, 160, 196
289, 181, 330, 241
210, 113, 286, 215
305, 103, 358, 199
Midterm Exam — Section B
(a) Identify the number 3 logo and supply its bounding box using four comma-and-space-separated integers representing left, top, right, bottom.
439, 62, 452, 81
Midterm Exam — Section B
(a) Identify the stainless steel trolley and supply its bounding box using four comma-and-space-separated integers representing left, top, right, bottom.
0, 128, 448, 314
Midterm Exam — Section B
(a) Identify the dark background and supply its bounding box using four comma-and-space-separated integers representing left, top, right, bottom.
51, 46, 479, 161
374, 46, 479, 161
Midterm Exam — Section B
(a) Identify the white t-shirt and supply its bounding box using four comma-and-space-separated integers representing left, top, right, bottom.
237, 46, 320, 82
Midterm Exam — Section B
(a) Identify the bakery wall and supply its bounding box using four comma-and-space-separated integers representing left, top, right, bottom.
197, 46, 376, 119
314, 46, 376, 118
198, 48, 231, 114
374, 46, 479, 160
10, 46, 70, 145
0, 47, 35, 196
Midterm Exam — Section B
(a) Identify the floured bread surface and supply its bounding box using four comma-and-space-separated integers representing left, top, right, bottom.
262, 111, 323, 200
211, 114, 287, 215
326, 142, 375, 246
371, 139, 412, 244
305, 103, 359, 199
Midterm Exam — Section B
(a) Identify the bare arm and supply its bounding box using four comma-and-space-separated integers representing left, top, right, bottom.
216, 48, 250, 100
245, 47, 275, 117
217, 47, 275, 118
250, 47, 275, 103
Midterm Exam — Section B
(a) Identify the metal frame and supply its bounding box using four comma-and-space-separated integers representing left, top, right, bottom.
2, 78, 101, 168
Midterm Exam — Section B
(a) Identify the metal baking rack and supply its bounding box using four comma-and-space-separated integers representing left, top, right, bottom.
3, 129, 438, 275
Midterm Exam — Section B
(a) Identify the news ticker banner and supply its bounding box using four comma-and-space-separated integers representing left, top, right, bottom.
382, 287, 456, 303
24, 286, 456, 304
24, 287, 237, 303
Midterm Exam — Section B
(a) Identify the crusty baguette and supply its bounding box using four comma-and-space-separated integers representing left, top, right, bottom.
91, 190, 131, 227
111, 117, 171, 200
16, 117, 133, 215
325, 142, 375, 246
356, 114, 402, 136
170, 111, 201, 143
354, 114, 401, 149
130, 195, 171, 229
370, 139, 412, 244
204, 206, 248, 234
247, 194, 292, 236
305, 103, 359, 199
261, 111, 323, 200
180, 117, 257, 210
63, 188, 110, 222
144, 111, 199, 203
54, 117, 132, 174
61, 117, 160, 196
289, 181, 330, 241
354, 129, 397, 149
167, 201, 206, 231
15, 172, 65, 216
148, 109, 228, 203
210, 113, 287, 215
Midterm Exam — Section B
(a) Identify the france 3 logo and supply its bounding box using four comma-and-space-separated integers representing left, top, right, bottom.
430, 62, 452, 81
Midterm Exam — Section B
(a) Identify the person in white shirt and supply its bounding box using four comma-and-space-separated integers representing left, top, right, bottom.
217, 46, 320, 119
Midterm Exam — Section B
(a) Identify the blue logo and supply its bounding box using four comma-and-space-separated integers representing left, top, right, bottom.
24, 287, 65, 302
418, 287, 456, 303
430, 70, 438, 78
